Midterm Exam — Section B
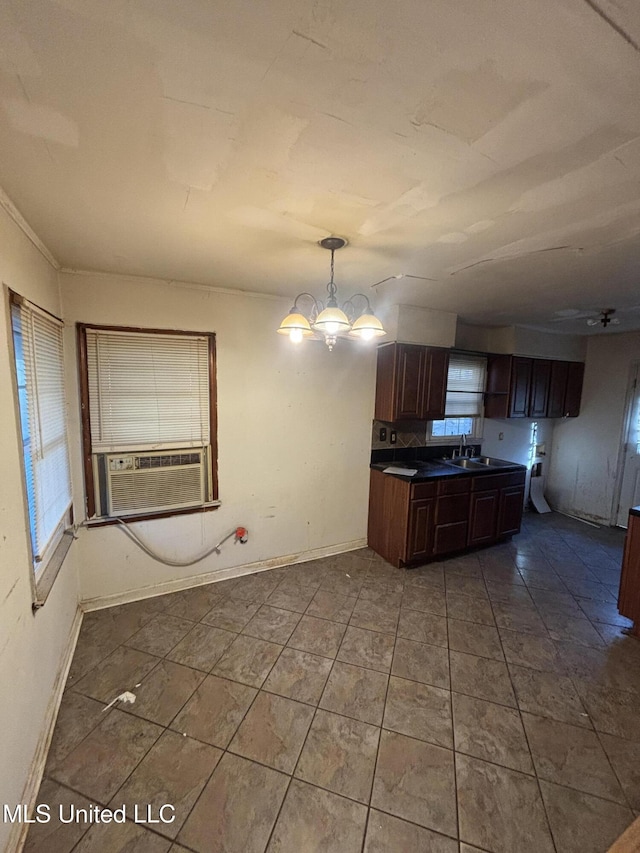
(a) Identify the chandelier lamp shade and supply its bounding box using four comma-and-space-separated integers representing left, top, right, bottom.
277, 237, 386, 350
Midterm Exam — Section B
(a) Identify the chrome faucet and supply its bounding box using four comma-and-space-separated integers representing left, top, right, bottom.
458, 433, 467, 457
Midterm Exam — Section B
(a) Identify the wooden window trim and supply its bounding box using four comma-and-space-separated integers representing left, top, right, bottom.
77, 323, 218, 521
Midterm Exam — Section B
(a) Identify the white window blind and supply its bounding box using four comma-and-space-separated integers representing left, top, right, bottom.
14, 300, 72, 563
86, 329, 210, 452
444, 354, 487, 417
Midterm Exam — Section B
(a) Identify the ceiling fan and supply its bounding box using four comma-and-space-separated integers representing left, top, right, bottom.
550, 307, 626, 327
586, 309, 620, 328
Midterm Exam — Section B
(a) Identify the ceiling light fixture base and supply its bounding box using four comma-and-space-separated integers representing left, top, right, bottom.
318, 236, 347, 251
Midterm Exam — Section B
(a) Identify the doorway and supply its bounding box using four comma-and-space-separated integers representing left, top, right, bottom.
615, 360, 640, 528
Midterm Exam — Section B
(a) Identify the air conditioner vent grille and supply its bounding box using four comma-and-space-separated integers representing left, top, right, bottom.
109, 467, 203, 514
138, 452, 201, 469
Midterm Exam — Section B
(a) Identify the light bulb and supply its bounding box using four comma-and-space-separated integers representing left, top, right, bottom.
359, 328, 376, 341
289, 328, 303, 343
325, 322, 340, 335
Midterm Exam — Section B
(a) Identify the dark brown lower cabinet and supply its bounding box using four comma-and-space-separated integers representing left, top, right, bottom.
433, 480, 470, 556
368, 468, 526, 568
498, 485, 527, 537
407, 498, 435, 561
468, 490, 499, 545
618, 510, 640, 637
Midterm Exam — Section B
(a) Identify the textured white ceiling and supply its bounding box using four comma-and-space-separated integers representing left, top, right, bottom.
1, 0, 640, 332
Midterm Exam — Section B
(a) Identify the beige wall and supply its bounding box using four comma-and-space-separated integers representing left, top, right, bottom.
382, 304, 457, 347
455, 322, 586, 361
547, 331, 640, 524
513, 327, 586, 361
0, 208, 80, 852
60, 271, 377, 603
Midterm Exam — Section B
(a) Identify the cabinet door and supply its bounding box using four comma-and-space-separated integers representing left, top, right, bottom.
395, 345, 426, 420
497, 485, 525, 537
529, 360, 551, 418
564, 362, 585, 417
374, 344, 396, 422
407, 498, 435, 562
509, 358, 532, 418
421, 348, 449, 420
468, 490, 499, 545
618, 515, 640, 627
484, 354, 511, 419
547, 361, 569, 418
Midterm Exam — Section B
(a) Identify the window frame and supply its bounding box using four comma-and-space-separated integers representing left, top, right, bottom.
77, 323, 218, 524
428, 351, 487, 443
428, 415, 484, 442
7, 288, 74, 608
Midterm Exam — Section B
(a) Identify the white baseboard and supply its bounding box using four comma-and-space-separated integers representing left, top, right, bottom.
81, 538, 367, 612
8, 606, 83, 853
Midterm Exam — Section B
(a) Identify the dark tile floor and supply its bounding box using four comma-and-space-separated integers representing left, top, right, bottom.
25, 513, 640, 853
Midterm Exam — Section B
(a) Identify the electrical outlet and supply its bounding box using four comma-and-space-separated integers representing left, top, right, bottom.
390, 430, 397, 445
379, 427, 387, 441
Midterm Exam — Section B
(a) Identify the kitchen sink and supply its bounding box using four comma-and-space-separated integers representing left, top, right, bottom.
446, 455, 517, 469
446, 457, 487, 469
476, 456, 517, 467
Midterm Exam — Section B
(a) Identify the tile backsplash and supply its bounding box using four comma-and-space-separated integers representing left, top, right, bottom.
371, 419, 481, 464
371, 419, 427, 450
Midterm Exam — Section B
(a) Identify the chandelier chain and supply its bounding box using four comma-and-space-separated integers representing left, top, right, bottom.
327, 248, 336, 301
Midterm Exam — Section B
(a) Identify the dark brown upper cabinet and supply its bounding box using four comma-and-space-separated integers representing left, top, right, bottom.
547, 360, 570, 418
564, 361, 585, 417
529, 359, 552, 418
547, 359, 584, 418
484, 354, 584, 420
509, 357, 533, 418
374, 343, 449, 422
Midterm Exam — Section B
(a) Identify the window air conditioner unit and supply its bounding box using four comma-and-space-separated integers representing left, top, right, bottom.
94, 447, 210, 518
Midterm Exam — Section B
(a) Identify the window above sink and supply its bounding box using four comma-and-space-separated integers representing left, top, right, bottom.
429, 353, 487, 443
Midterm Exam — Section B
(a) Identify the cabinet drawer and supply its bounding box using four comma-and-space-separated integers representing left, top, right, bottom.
437, 477, 471, 496
471, 471, 525, 491
411, 481, 437, 500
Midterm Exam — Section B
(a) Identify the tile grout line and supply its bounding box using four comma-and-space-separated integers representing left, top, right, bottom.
442, 572, 461, 846
31, 530, 633, 853
481, 557, 560, 853
163, 618, 293, 852
261, 553, 378, 852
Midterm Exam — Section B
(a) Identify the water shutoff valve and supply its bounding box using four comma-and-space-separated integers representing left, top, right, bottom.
235, 527, 248, 544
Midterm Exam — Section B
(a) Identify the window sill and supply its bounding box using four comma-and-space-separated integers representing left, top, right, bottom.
33, 529, 75, 610
84, 500, 221, 528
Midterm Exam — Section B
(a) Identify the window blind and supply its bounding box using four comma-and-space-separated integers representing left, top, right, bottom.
15, 300, 72, 562
444, 354, 487, 417
86, 329, 210, 452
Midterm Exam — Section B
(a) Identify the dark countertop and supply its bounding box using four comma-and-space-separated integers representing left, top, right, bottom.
370, 457, 526, 482
630, 506, 640, 518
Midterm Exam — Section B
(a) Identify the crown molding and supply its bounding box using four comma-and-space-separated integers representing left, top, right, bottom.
0, 186, 60, 270
59, 267, 286, 302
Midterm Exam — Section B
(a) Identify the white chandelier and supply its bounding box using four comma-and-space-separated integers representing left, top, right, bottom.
277, 237, 386, 350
